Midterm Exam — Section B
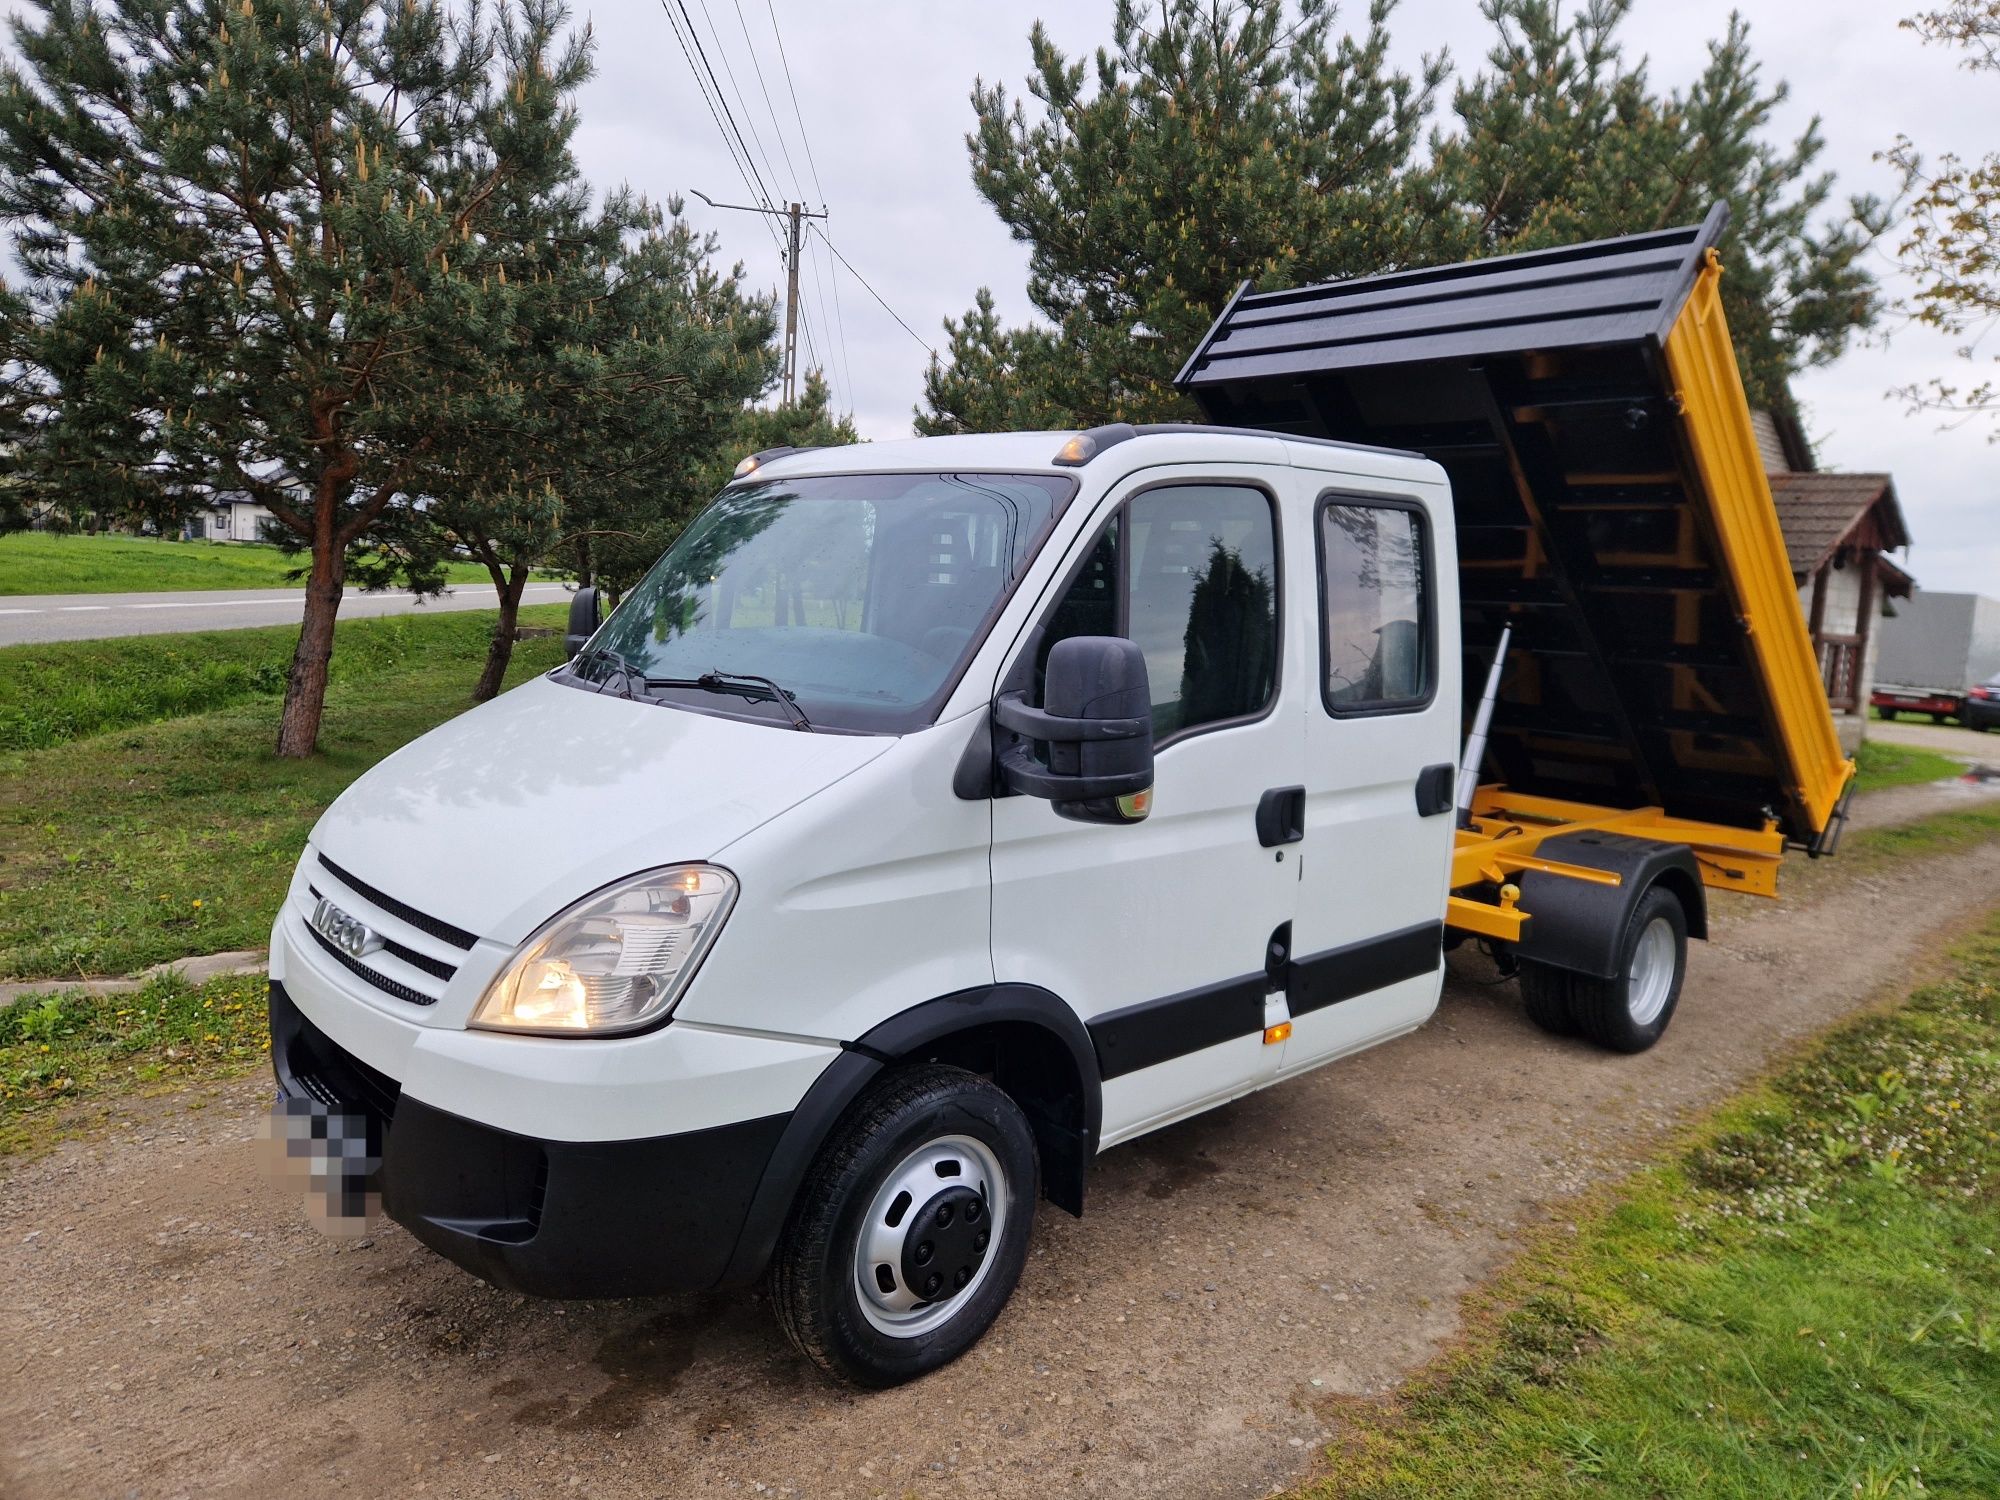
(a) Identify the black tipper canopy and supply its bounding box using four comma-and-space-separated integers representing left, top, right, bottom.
1175, 205, 1826, 842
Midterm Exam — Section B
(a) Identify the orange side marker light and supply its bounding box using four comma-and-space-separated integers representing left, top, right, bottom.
1263, 1022, 1292, 1046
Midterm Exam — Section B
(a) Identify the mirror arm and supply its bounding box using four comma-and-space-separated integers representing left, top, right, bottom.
994, 740, 1152, 801
992, 690, 1149, 743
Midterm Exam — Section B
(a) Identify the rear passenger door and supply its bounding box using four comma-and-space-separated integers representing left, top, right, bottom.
988, 473, 1303, 1148
1284, 485, 1461, 1071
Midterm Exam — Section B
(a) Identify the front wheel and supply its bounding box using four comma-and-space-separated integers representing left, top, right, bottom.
771, 1064, 1038, 1387
1566, 886, 1689, 1053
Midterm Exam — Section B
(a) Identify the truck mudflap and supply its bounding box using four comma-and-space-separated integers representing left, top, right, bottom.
1176, 203, 1853, 849
1511, 833, 1707, 980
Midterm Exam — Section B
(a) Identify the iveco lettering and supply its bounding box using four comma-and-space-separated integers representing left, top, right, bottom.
267, 211, 1857, 1386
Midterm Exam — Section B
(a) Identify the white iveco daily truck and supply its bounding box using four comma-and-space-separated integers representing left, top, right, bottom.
268, 212, 1852, 1385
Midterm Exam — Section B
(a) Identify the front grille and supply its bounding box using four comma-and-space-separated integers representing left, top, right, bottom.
317, 852, 477, 951
304, 851, 481, 1007
307, 885, 457, 982
305, 923, 439, 1006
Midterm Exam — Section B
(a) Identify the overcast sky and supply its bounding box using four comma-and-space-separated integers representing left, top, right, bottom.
573, 0, 1992, 592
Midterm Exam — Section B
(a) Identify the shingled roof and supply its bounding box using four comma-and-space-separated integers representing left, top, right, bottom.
1767, 472, 1910, 577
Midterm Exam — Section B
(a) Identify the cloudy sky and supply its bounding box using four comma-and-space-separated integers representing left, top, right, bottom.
570, 0, 1993, 592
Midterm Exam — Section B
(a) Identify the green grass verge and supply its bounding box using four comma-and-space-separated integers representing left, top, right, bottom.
1852, 738, 1970, 795
1298, 917, 2000, 1500
0, 530, 493, 594
0, 602, 560, 752
1847, 805, 2000, 865
0, 605, 566, 979
0, 970, 268, 1157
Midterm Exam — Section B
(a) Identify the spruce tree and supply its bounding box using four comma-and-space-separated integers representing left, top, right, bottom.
0, 0, 601, 754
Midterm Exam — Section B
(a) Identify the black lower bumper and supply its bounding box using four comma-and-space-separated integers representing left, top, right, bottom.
268, 981, 789, 1298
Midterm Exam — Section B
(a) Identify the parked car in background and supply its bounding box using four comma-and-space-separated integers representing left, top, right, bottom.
1961, 675, 2000, 732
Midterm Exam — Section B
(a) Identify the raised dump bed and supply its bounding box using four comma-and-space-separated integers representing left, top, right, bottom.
1176, 205, 1853, 885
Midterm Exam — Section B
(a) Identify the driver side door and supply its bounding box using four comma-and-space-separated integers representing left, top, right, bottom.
988, 473, 1304, 1148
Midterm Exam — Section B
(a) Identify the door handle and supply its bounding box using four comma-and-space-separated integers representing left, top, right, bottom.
1255, 785, 1305, 847
1414, 763, 1456, 818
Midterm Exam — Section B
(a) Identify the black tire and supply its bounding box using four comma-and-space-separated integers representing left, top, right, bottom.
1517, 960, 1577, 1036
1567, 886, 1688, 1054
770, 1064, 1038, 1387
1875, 705, 1893, 720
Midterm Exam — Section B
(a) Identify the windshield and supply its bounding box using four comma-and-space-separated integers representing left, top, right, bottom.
571, 471, 1072, 733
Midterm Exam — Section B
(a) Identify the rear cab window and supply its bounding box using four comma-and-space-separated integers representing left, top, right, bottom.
1317, 497, 1434, 715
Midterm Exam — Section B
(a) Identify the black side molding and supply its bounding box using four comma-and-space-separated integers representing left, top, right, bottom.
1087, 972, 1267, 1080
1287, 921, 1444, 1016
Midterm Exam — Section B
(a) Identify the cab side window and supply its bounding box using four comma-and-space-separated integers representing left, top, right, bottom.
1319, 500, 1431, 712
1038, 484, 1279, 745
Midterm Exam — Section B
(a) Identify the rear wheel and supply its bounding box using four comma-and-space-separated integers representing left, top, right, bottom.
1567, 886, 1688, 1053
1517, 961, 1576, 1036
771, 1064, 1037, 1387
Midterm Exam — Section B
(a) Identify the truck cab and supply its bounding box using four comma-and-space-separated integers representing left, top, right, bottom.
269, 426, 1466, 1385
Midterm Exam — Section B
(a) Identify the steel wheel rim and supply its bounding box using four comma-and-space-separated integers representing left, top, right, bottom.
852, 1134, 1008, 1338
1626, 915, 1677, 1026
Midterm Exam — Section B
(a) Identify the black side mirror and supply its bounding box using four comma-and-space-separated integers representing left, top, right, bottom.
994, 636, 1154, 825
564, 586, 603, 660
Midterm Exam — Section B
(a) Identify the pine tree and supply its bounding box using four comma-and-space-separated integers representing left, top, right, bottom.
1428, 0, 1893, 414
0, 0, 605, 754
916, 0, 1445, 433
424, 185, 779, 702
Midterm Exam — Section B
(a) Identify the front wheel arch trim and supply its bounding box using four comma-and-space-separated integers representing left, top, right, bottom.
719, 984, 1101, 1288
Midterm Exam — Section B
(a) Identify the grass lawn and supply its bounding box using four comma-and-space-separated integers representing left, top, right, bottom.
0, 530, 493, 595
0, 969, 268, 1157
1297, 915, 2000, 1500
1853, 738, 1971, 795
0, 604, 566, 979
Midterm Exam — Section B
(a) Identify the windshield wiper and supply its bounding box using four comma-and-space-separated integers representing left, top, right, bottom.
647, 670, 814, 731
571, 644, 643, 700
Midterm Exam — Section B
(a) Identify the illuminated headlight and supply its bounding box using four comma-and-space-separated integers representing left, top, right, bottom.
470, 866, 737, 1036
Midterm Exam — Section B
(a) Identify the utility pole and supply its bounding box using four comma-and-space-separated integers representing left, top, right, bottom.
692, 189, 826, 405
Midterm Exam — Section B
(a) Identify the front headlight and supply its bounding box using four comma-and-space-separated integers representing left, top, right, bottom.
470, 865, 737, 1036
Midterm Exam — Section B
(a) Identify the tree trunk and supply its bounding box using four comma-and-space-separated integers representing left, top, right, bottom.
573, 535, 593, 587
275, 512, 345, 758
472, 561, 530, 702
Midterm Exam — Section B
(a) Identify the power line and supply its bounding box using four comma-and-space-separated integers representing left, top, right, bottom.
763, 0, 827, 207
669, 0, 783, 228
813, 223, 936, 358
691, 0, 787, 217
730, 0, 807, 207
806, 235, 853, 417
660, 0, 786, 260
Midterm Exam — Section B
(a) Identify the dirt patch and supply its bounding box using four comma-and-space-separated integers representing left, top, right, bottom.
5, 838, 2000, 1500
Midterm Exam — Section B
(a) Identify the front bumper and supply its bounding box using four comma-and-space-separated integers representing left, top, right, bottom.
270, 982, 792, 1297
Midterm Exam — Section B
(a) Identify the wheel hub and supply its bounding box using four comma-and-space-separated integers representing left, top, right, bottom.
898, 1185, 990, 1303
853, 1134, 1009, 1338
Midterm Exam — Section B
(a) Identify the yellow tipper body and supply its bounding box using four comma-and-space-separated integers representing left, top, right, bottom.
1662, 251, 1854, 836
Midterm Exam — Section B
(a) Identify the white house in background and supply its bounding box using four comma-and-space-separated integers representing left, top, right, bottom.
189, 497, 276, 543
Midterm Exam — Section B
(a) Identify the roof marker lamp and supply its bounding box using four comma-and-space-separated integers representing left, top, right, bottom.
732, 452, 761, 479
471, 866, 738, 1036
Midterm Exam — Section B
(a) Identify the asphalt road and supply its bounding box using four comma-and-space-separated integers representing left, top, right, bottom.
0, 580, 575, 647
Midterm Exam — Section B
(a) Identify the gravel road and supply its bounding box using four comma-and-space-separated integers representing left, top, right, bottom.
4, 826, 1999, 1500
0, 582, 573, 646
